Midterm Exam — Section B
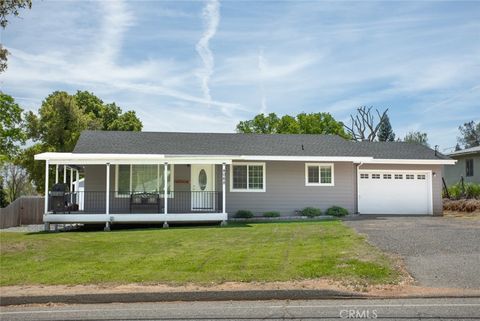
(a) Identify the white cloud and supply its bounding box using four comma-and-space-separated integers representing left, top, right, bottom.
195, 0, 220, 106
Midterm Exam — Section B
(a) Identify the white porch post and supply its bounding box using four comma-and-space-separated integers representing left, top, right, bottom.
44, 160, 50, 231
63, 166, 67, 184
76, 170, 80, 186
222, 162, 226, 214
70, 167, 74, 203
44, 160, 49, 214
163, 162, 169, 228
105, 163, 110, 215
163, 162, 168, 214
105, 163, 111, 231
55, 164, 59, 184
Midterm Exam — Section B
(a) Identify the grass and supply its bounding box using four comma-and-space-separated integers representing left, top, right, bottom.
0, 221, 401, 286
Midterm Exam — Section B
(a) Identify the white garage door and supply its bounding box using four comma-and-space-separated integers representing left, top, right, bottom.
358, 170, 432, 215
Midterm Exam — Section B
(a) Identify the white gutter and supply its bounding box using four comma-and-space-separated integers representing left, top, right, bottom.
34, 152, 456, 165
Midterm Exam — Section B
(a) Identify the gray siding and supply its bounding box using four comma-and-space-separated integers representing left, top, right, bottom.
221, 161, 356, 217
83, 162, 443, 217
444, 155, 480, 185
360, 164, 444, 216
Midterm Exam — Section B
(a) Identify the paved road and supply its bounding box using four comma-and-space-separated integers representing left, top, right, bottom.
345, 216, 480, 289
1, 298, 479, 320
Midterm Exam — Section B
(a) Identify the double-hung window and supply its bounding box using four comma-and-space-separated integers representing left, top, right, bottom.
305, 163, 334, 186
115, 164, 174, 197
230, 163, 266, 192
466, 159, 474, 177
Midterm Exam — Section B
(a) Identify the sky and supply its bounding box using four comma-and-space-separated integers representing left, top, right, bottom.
1, 0, 479, 152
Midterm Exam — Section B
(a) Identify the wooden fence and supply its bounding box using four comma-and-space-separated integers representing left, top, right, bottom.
0, 196, 44, 229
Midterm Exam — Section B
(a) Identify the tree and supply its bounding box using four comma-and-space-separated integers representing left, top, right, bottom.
20, 90, 143, 193
377, 114, 395, 142
404, 131, 429, 146
457, 121, 480, 148
0, 176, 8, 207
0, 92, 26, 160
26, 91, 87, 152
344, 106, 389, 141
0, 0, 32, 73
108, 110, 142, 131
16, 143, 53, 194
236, 113, 280, 134
454, 143, 462, 151
236, 112, 350, 138
1, 162, 35, 203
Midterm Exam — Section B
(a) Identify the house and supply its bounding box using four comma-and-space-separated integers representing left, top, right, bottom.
444, 146, 480, 186
34, 131, 455, 230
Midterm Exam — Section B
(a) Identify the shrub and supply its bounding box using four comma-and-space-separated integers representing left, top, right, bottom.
465, 183, 480, 199
326, 206, 349, 217
301, 207, 322, 217
446, 182, 480, 200
263, 211, 280, 218
235, 210, 254, 218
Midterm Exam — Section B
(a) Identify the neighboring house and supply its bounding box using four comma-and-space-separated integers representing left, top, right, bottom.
34, 131, 455, 229
444, 146, 480, 186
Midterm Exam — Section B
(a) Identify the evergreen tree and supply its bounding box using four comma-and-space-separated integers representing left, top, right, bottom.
378, 115, 395, 142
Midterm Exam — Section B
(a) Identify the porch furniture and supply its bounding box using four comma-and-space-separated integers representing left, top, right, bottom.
129, 192, 161, 213
50, 183, 70, 213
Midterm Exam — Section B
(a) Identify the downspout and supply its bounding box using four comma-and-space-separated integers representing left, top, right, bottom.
355, 162, 363, 215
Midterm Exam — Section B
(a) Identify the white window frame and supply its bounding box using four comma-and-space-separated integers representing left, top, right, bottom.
115, 164, 174, 198
305, 163, 335, 186
230, 162, 266, 192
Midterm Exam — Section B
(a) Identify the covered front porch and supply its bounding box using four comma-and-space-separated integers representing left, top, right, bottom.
35, 153, 231, 230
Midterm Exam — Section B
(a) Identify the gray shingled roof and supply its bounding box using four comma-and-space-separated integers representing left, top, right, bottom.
73, 130, 450, 160
448, 146, 480, 157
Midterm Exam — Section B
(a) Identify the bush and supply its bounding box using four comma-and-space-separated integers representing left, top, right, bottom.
263, 211, 280, 218
446, 182, 480, 200
465, 183, 480, 199
301, 207, 322, 217
443, 199, 480, 212
326, 206, 349, 217
235, 210, 254, 218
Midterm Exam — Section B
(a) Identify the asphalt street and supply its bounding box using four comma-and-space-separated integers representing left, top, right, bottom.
1, 298, 479, 321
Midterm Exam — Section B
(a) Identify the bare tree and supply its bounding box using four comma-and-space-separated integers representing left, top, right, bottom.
1, 163, 35, 203
344, 106, 389, 141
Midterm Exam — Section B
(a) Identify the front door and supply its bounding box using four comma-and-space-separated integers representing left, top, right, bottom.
191, 164, 215, 211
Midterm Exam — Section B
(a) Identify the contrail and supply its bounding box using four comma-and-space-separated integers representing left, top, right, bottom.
258, 48, 268, 113
196, 0, 220, 107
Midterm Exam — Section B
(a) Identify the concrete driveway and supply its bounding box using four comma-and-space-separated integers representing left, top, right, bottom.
345, 216, 480, 289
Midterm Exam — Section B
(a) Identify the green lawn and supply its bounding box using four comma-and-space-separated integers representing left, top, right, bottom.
0, 221, 401, 286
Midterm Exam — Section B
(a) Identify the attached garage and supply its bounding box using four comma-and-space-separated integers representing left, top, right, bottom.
358, 170, 433, 215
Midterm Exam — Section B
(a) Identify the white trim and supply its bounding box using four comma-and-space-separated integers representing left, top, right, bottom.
305, 163, 335, 186
106, 163, 110, 215
34, 153, 232, 165
34, 152, 455, 165
222, 163, 226, 215
230, 162, 266, 192
366, 159, 456, 165
44, 160, 49, 214
43, 212, 228, 223
164, 162, 168, 215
